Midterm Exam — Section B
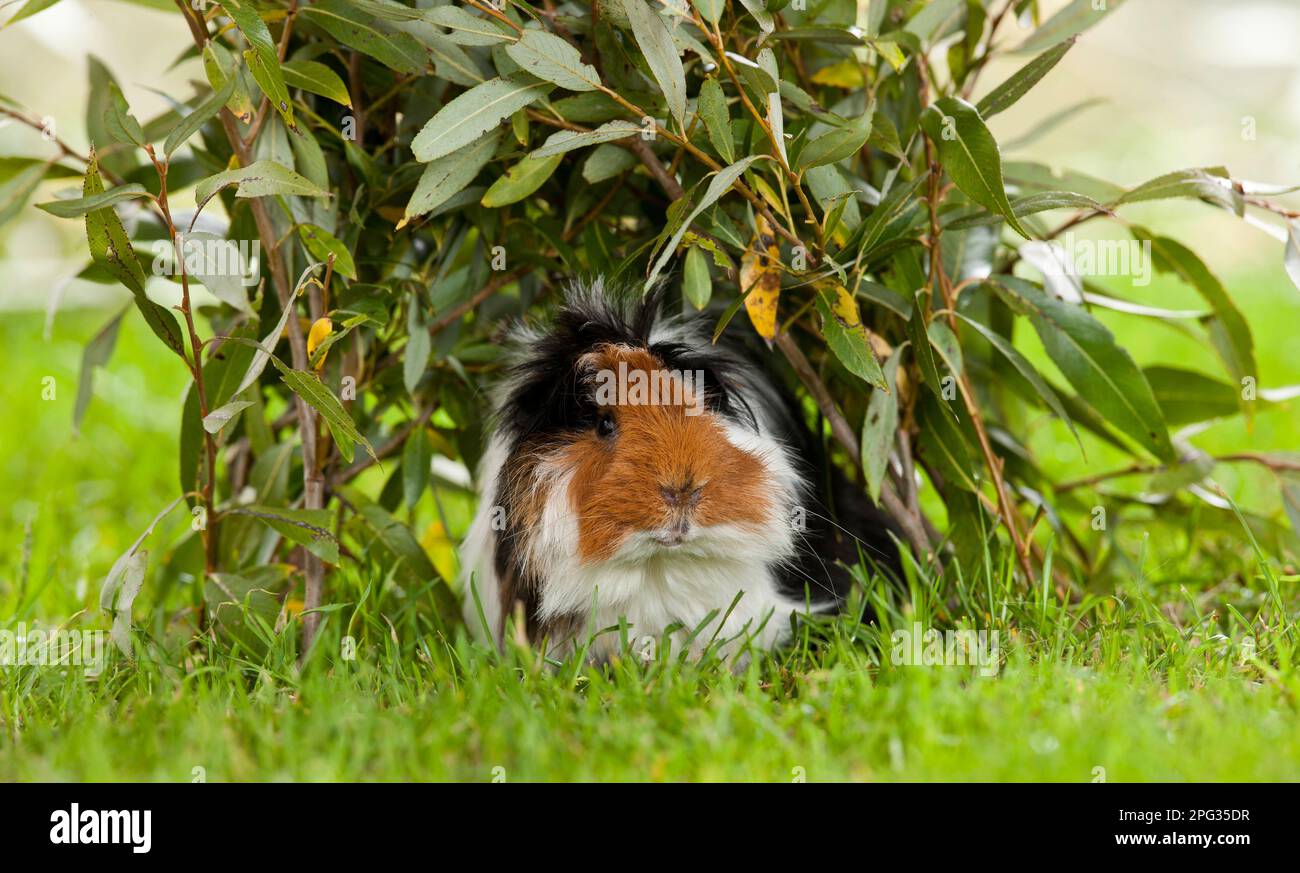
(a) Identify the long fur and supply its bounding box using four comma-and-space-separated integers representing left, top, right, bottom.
459, 279, 899, 659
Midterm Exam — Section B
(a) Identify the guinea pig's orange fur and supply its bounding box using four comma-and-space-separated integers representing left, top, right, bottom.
558, 345, 772, 563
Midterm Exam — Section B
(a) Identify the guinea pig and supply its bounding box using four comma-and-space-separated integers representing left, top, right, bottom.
459, 279, 900, 660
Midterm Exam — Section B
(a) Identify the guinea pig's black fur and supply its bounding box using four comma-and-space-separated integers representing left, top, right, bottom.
460, 279, 901, 656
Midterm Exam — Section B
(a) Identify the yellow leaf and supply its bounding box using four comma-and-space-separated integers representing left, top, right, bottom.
819, 280, 908, 399
826, 282, 863, 328
741, 215, 782, 342
307, 317, 332, 368
419, 520, 458, 584
811, 60, 864, 89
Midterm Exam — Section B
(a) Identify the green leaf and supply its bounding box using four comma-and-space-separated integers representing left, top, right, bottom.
976, 37, 1076, 119
862, 347, 902, 504
402, 426, 431, 508
420, 29, 490, 85
1016, 0, 1128, 53
646, 155, 767, 290
1136, 229, 1257, 415
530, 120, 640, 158
206, 566, 294, 655
683, 245, 712, 309
281, 59, 353, 107
505, 29, 601, 92
209, 274, 312, 433
620, 0, 686, 131
203, 43, 255, 124
868, 111, 906, 161
737, 0, 774, 33
757, 47, 785, 165
691, 0, 725, 28
994, 277, 1174, 462
1142, 366, 1242, 427
36, 183, 149, 218
412, 76, 553, 162
921, 96, 1030, 239
105, 82, 146, 147
1, 0, 62, 29
347, 496, 443, 586
402, 130, 500, 224
583, 145, 638, 183
917, 392, 979, 492
797, 106, 873, 172
422, 4, 512, 45
926, 319, 964, 378
955, 311, 1082, 451
87, 57, 137, 180
164, 76, 236, 156
851, 171, 928, 258
697, 77, 734, 163
481, 152, 562, 207
301, 0, 428, 74
106, 549, 148, 657
404, 299, 430, 395
195, 160, 331, 210
218, 0, 297, 132
816, 290, 887, 389
298, 224, 358, 280
271, 358, 376, 464
908, 290, 950, 413
944, 190, 1104, 230
74, 304, 128, 434
228, 506, 339, 564
82, 152, 185, 358
765, 26, 868, 45
202, 399, 254, 435
0, 160, 50, 226
1116, 167, 1241, 214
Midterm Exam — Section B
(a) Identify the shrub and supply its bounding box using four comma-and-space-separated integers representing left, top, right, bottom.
4, 0, 1298, 655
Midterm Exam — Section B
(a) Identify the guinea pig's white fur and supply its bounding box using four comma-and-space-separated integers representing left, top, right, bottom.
458, 281, 860, 661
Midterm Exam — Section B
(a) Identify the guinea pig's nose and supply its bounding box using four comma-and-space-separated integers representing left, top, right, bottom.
659, 482, 704, 508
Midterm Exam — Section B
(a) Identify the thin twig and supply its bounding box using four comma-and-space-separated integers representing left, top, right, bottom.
775, 333, 935, 563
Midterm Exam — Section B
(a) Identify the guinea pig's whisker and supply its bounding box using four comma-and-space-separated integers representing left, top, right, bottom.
776, 549, 840, 600
801, 507, 897, 565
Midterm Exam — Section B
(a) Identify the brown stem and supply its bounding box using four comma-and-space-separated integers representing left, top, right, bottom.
1056, 452, 1300, 494
151, 148, 220, 582
466, 0, 522, 34
919, 55, 1036, 583
0, 107, 127, 186
428, 267, 527, 336
703, 18, 821, 247
775, 333, 934, 563
175, 0, 324, 652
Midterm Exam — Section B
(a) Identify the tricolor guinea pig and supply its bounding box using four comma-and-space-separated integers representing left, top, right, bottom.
460, 280, 900, 659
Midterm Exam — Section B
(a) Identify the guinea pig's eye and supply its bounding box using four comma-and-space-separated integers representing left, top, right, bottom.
596, 411, 616, 439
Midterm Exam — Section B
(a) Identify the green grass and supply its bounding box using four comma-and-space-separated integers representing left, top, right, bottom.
2, 307, 1298, 782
